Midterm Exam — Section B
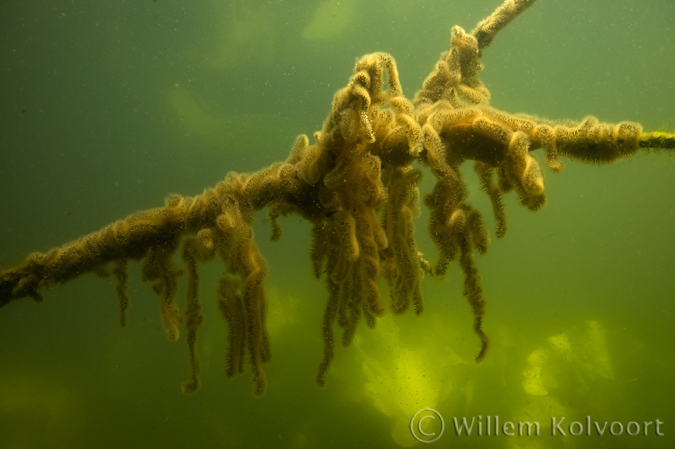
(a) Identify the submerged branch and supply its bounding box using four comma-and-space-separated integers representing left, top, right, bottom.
1, 0, 673, 396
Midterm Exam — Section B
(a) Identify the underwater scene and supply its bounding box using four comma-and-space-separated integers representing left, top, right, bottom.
0, 0, 674, 448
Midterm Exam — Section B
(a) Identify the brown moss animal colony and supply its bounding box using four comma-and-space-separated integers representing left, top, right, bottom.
0, 0, 673, 396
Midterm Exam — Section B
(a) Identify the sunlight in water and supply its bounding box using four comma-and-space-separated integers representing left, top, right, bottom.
354, 313, 469, 446
302, 0, 358, 41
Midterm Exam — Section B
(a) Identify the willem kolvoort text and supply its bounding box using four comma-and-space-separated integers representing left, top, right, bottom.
452, 416, 664, 437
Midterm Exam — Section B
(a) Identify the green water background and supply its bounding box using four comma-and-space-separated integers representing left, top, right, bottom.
0, 0, 673, 447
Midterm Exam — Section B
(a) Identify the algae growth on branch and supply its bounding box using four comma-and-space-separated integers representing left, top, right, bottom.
1, 0, 673, 396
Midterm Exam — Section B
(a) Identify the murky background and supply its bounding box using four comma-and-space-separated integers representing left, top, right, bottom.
1, 0, 674, 447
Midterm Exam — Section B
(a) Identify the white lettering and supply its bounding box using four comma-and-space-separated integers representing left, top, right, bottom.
453, 417, 475, 436
626, 422, 640, 436
569, 421, 583, 436
594, 421, 608, 436
503, 421, 514, 436
551, 417, 566, 436
519, 421, 540, 436
610, 422, 624, 436
418, 415, 436, 437
643, 421, 653, 436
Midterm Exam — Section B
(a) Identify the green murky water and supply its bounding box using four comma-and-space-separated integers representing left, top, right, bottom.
1, 0, 674, 448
